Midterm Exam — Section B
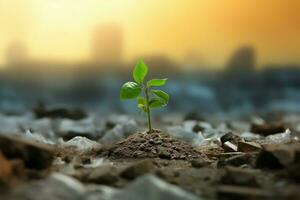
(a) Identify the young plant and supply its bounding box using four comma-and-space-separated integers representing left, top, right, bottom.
120, 59, 169, 132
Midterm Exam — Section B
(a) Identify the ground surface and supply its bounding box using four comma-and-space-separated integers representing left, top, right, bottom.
0, 109, 299, 200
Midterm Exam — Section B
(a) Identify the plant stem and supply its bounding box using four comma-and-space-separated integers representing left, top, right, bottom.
144, 87, 152, 132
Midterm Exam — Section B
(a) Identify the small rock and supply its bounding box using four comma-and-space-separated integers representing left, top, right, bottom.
101, 119, 138, 143
265, 129, 291, 144
10, 159, 25, 178
192, 124, 205, 133
25, 130, 55, 145
184, 112, 204, 121
63, 155, 73, 163
165, 126, 205, 145
256, 143, 300, 169
112, 174, 201, 200
183, 120, 198, 132
62, 136, 100, 150
0, 152, 13, 186
238, 141, 261, 152
33, 103, 87, 120
286, 163, 300, 182
240, 132, 261, 140
217, 185, 272, 200
86, 165, 119, 185
0, 114, 31, 135
223, 141, 238, 152
220, 132, 242, 145
85, 184, 117, 200
197, 121, 213, 132
218, 154, 256, 168
229, 121, 250, 133
120, 159, 155, 180
221, 167, 259, 187
0, 173, 85, 200
0, 134, 54, 170
58, 118, 98, 140
250, 122, 286, 136
190, 159, 211, 168
278, 184, 300, 199
158, 151, 172, 159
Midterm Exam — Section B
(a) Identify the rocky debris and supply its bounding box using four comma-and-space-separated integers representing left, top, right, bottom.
286, 163, 300, 182
220, 167, 259, 187
120, 159, 155, 180
25, 130, 55, 145
190, 159, 212, 168
183, 120, 198, 132
103, 131, 207, 160
85, 184, 117, 200
33, 103, 87, 120
0, 135, 54, 170
0, 152, 13, 186
62, 136, 100, 150
1, 111, 300, 199
250, 122, 286, 136
100, 119, 138, 143
111, 174, 202, 200
106, 115, 136, 126
237, 141, 261, 152
220, 132, 242, 152
0, 114, 32, 134
184, 112, 204, 121
57, 118, 99, 141
218, 153, 256, 168
0, 173, 85, 200
165, 126, 206, 145
217, 185, 273, 200
228, 121, 250, 133
222, 142, 238, 152
82, 158, 107, 168
256, 143, 300, 169
220, 132, 242, 145
277, 185, 300, 199
194, 121, 213, 133
264, 129, 291, 144
240, 132, 261, 140
84, 165, 119, 185
22, 118, 54, 139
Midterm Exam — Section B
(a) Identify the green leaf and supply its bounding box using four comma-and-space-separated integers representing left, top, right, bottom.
151, 90, 169, 104
149, 98, 166, 109
133, 59, 148, 84
120, 82, 141, 99
137, 96, 147, 112
137, 96, 146, 106
147, 78, 167, 87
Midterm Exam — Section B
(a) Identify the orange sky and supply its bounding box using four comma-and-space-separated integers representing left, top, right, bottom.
0, 0, 299, 68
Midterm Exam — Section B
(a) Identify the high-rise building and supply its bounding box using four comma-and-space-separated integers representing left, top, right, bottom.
5, 41, 29, 66
91, 24, 123, 66
226, 46, 256, 72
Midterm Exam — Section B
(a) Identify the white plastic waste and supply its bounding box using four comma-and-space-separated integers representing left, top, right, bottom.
62, 136, 100, 150
265, 129, 291, 144
25, 129, 55, 144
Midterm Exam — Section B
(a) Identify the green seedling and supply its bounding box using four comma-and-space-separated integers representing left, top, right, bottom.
120, 59, 169, 132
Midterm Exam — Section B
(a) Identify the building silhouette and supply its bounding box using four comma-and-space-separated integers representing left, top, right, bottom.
5, 41, 29, 66
91, 24, 123, 66
226, 46, 256, 73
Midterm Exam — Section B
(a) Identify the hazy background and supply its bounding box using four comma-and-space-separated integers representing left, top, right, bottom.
0, 0, 299, 118
0, 0, 299, 67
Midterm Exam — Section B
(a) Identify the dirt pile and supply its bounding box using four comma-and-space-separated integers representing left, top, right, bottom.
102, 130, 207, 160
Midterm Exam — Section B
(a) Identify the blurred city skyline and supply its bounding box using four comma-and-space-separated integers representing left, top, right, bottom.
0, 0, 299, 69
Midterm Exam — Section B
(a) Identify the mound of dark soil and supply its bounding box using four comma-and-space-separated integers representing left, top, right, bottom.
103, 130, 207, 160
